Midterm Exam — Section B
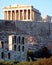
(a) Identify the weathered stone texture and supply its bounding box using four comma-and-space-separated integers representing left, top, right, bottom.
0, 20, 52, 61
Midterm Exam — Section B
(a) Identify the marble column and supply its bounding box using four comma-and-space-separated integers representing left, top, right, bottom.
10, 11, 12, 20
30, 9, 31, 20
7, 11, 8, 20
4, 11, 7, 20
26, 10, 28, 20
15, 10, 16, 20
19, 10, 20, 20
23, 10, 24, 20
24, 10, 26, 20
16, 10, 18, 20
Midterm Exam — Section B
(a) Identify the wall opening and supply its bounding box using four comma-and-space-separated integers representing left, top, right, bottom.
18, 36, 20, 43
1, 52, 4, 59
18, 45, 20, 51
14, 45, 16, 51
8, 53, 10, 59
22, 46, 24, 51
22, 37, 24, 44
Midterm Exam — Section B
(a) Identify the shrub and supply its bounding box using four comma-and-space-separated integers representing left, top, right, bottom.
34, 46, 52, 58
0, 57, 52, 65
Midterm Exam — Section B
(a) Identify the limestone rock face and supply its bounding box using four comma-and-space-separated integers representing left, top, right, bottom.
15, 21, 50, 36
0, 20, 51, 39
0, 20, 52, 61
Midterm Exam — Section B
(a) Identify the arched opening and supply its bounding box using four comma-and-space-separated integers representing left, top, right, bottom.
22, 46, 24, 52
22, 37, 24, 44
14, 36, 16, 43
1, 52, 4, 59
18, 36, 20, 43
8, 53, 10, 59
18, 45, 20, 51
14, 45, 16, 51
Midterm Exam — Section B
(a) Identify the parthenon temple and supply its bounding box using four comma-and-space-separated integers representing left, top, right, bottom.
3, 5, 41, 21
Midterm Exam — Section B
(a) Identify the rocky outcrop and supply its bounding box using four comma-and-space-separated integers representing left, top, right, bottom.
0, 20, 52, 52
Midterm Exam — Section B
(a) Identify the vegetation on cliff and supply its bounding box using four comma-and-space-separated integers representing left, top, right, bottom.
0, 57, 52, 65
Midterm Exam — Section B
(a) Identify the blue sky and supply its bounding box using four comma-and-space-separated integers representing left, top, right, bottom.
0, 0, 52, 19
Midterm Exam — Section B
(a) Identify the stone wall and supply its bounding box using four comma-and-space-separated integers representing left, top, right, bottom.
15, 21, 50, 35
0, 20, 52, 52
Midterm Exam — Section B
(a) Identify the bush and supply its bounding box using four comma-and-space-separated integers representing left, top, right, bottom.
0, 57, 52, 65
26, 50, 34, 61
26, 46, 52, 61
34, 46, 52, 58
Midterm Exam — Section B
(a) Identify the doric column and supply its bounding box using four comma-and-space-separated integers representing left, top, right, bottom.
15, 10, 16, 20
23, 10, 24, 20
18, 10, 20, 20
33, 11, 34, 21
10, 11, 12, 20
26, 9, 28, 20
3, 11, 4, 19
7, 11, 8, 20
30, 9, 32, 20
3, 11, 5, 20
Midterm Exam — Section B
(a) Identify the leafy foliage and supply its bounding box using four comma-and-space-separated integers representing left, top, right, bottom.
34, 46, 52, 58
26, 46, 52, 61
0, 57, 52, 65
